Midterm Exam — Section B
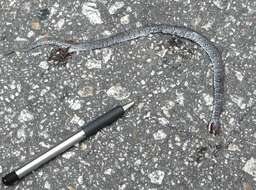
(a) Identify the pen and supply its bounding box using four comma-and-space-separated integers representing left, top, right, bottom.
2, 101, 134, 186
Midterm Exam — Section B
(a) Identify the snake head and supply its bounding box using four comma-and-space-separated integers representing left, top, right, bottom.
208, 121, 221, 135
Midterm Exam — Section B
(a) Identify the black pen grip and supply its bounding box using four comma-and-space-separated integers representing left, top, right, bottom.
82, 105, 124, 136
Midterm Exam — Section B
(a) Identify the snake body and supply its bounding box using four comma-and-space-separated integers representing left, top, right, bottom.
28, 24, 224, 134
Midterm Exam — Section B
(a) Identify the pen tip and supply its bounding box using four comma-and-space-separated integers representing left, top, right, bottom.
122, 101, 135, 111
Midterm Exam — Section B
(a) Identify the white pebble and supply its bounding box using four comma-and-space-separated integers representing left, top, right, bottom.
134, 159, 141, 166
39, 142, 51, 149
158, 117, 169, 125
85, 59, 102, 69
23, 2, 31, 13
156, 49, 168, 57
44, 181, 51, 189
102, 30, 112, 37
102, 48, 113, 63
39, 61, 49, 70
106, 85, 130, 100
78, 86, 94, 97
68, 99, 82, 110
17, 128, 26, 140
126, 6, 132, 12
82, 2, 103, 24
56, 18, 65, 30
40, 87, 50, 96
161, 101, 175, 117
230, 95, 246, 109
119, 183, 127, 190
153, 130, 167, 140
62, 151, 75, 159
212, 0, 226, 9
18, 109, 34, 122
27, 31, 35, 38
109, 1, 125, 14
9, 80, 16, 90
120, 15, 130, 25
104, 168, 114, 175
77, 176, 83, 184
242, 157, 256, 178
175, 135, 181, 142
235, 71, 243, 81
50, 3, 59, 17
148, 170, 165, 184
203, 93, 213, 106
70, 114, 85, 127
136, 21, 142, 27
227, 144, 240, 152
15, 37, 28, 41
176, 91, 184, 106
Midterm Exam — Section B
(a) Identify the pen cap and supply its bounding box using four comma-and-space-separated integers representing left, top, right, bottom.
82, 105, 124, 136
2, 171, 19, 186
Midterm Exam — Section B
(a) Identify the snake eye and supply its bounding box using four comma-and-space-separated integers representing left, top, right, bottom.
208, 121, 221, 135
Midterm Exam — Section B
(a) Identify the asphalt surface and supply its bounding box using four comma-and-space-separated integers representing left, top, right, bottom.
0, 0, 256, 189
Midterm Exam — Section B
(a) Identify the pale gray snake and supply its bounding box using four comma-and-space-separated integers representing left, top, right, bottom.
5, 24, 225, 134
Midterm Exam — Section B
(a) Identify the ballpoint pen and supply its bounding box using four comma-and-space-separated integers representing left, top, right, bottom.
2, 101, 134, 186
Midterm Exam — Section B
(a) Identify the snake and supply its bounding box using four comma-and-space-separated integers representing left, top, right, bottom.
4, 24, 225, 134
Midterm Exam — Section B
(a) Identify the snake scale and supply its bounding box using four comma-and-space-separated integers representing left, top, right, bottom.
11, 24, 225, 134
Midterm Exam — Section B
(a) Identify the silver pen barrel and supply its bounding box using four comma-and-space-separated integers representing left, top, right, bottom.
16, 130, 86, 178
